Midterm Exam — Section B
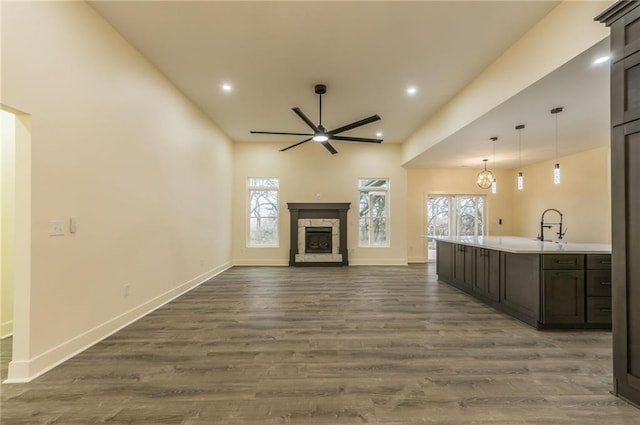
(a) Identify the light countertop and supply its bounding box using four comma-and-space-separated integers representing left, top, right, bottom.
431, 236, 611, 254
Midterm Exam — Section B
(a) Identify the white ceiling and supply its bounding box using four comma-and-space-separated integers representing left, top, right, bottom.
406, 37, 611, 169
89, 1, 610, 168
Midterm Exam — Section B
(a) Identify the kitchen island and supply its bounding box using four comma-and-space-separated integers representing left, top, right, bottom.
434, 236, 612, 329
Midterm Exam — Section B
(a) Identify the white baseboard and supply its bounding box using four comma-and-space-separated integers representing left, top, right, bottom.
349, 258, 408, 266
408, 256, 428, 264
1, 320, 14, 339
232, 259, 288, 266
4, 262, 232, 384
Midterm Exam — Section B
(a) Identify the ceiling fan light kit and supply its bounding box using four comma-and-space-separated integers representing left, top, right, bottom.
250, 84, 383, 155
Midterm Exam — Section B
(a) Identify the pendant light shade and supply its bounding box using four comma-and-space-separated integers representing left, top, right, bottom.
551, 107, 563, 184
517, 172, 524, 190
490, 136, 498, 194
516, 124, 525, 190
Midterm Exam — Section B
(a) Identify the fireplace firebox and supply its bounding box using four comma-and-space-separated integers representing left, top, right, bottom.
305, 227, 332, 253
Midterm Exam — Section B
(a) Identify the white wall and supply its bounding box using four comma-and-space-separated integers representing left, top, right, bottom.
232, 142, 407, 265
511, 146, 611, 244
2, 1, 233, 381
406, 168, 515, 263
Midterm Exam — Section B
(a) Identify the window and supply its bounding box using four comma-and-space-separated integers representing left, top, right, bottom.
247, 178, 279, 247
426, 195, 486, 238
359, 178, 389, 247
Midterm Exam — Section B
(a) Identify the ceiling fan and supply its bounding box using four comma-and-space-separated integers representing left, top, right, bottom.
250, 84, 383, 155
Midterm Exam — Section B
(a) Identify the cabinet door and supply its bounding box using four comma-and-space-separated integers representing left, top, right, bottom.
542, 270, 585, 324
612, 50, 640, 126
610, 4, 640, 64
500, 253, 540, 325
486, 249, 500, 302
436, 241, 454, 282
453, 244, 472, 289
473, 248, 487, 295
612, 120, 640, 401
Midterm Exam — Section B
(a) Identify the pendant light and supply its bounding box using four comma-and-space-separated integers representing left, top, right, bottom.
476, 159, 494, 189
490, 136, 498, 194
516, 124, 525, 190
551, 107, 563, 184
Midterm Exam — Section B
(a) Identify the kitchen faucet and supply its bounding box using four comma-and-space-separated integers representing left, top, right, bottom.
538, 208, 566, 242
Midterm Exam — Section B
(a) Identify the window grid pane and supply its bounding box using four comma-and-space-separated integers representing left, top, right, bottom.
358, 179, 389, 247
427, 195, 486, 238
248, 178, 279, 247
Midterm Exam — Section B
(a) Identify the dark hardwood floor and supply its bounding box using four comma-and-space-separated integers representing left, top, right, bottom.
1, 264, 639, 424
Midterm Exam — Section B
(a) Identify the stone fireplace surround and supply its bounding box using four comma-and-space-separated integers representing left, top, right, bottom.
287, 203, 350, 266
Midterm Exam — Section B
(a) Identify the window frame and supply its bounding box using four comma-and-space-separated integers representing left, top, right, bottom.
426, 194, 487, 238
247, 177, 280, 248
358, 178, 390, 248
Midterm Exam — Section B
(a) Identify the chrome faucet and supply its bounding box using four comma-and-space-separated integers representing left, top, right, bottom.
538, 208, 566, 242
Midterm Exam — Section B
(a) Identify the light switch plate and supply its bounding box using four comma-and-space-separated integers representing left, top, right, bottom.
49, 220, 65, 236
70, 216, 78, 233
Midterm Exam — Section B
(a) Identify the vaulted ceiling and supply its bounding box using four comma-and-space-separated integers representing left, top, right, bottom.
89, 1, 609, 168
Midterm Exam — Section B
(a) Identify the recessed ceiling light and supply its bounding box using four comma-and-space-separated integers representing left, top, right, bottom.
594, 55, 610, 65
221, 82, 233, 92
376, 132, 383, 138
406, 86, 417, 96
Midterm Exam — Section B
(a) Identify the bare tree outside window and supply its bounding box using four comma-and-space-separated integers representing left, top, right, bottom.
359, 179, 389, 246
427, 195, 486, 239
248, 178, 279, 246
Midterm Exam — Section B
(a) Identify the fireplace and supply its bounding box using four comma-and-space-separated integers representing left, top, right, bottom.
287, 203, 350, 266
305, 227, 332, 253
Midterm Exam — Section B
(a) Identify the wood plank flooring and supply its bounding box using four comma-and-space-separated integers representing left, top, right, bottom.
1, 264, 639, 424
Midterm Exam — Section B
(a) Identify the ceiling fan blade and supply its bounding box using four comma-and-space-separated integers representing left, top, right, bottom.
330, 135, 383, 143
279, 137, 312, 152
292, 107, 319, 132
320, 141, 338, 155
251, 131, 313, 136
329, 114, 381, 135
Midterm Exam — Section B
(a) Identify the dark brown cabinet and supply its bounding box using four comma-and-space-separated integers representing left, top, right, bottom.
500, 252, 540, 327
473, 248, 500, 303
435, 240, 610, 330
453, 243, 473, 289
436, 240, 454, 282
597, 0, 640, 407
542, 270, 585, 324
586, 255, 612, 325
541, 254, 585, 325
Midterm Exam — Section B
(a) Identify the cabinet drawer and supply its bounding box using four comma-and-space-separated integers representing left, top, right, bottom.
587, 255, 612, 270
542, 254, 584, 270
587, 297, 613, 324
587, 270, 613, 297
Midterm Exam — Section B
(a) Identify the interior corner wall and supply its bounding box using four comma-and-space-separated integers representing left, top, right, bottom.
2, 1, 233, 381
232, 142, 407, 266
1, 110, 16, 339
406, 168, 514, 263
511, 146, 611, 244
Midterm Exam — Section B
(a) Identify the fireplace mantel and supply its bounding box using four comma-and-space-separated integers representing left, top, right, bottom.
287, 203, 350, 266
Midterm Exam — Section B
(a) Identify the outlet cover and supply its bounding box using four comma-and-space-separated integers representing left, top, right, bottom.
49, 220, 65, 236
